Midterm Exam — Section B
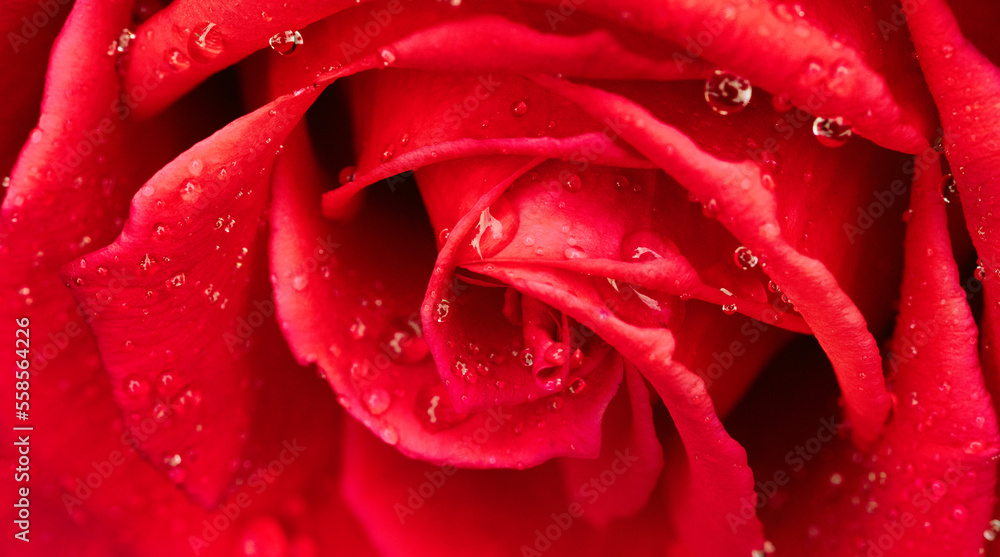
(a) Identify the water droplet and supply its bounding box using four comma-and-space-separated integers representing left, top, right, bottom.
470, 196, 518, 258
435, 299, 451, 322
567, 377, 587, 395
544, 343, 568, 366
364, 388, 391, 415
941, 44, 954, 58
338, 165, 356, 185
519, 348, 534, 367
164, 48, 191, 71
381, 425, 399, 445
384, 319, 428, 364
812, 116, 852, 147
188, 22, 224, 63
96, 266, 108, 277
111, 28, 135, 55
511, 100, 528, 117
733, 246, 758, 270
123, 374, 149, 400
180, 180, 202, 203
164, 453, 182, 467
452, 357, 476, 384
940, 173, 958, 204
378, 48, 396, 66
349, 318, 366, 340
772, 93, 793, 112
415, 383, 468, 432
165, 273, 186, 289
722, 303, 738, 315
561, 172, 582, 192
379, 143, 395, 163
269, 30, 303, 56
704, 70, 752, 115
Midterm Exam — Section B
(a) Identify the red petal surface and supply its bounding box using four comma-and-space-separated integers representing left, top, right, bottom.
122, 0, 357, 118
271, 127, 620, 468
909, 0, 1000, 401
527, 0, 931, 153
765, 157, 999, 557
59, 86, 319, 506
0, 0, 69, 175
532, 75, 892, 447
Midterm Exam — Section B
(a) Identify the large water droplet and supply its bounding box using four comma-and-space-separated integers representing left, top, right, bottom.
435, 299, 451, 322
269, 30, 303, 56
188, 22, 224, 63
733, 246, 758, 270
470, 196, 518, 259
812, 116, 852, 147
510, 99, 528, 117
560, 171, 582, 193
567, 377, 587, 395
704, 70, 752, 115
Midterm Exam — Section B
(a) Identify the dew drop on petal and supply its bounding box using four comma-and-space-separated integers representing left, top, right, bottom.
567, 377, 587, 395
188, 22, 224, 63
164, 48, 191, 70
812, 116, 852, 147
704, 70, 752, 115
510, 99, 528, 117
733, 246, 758, 270
122, 374, 149, 400
415, 383, 468, 432
435, 299, 451, 322
338, 165, 357, 185
268, 30, 303, 56
364, 388, 391, 415
519, 348, 534, 367
940, 173, 958, 204
378, 48, 396, 66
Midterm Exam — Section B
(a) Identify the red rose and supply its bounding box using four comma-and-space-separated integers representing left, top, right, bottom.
2, 0, 999, 555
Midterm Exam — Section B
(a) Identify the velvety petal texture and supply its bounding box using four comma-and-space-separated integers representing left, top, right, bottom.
61, 86, 320, 505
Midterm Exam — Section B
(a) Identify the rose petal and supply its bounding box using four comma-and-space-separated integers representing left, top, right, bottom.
122, 0, 357, 118
271, 127, 621, 468
908, 0, 1000, 397
763, 155, 999, 556
527, 0, 931, 153
531, 75, 892, 447
468, 263, 767, 555
558, 366, 663, 526
0, 0, 69, 175
59, 86, 319, 506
